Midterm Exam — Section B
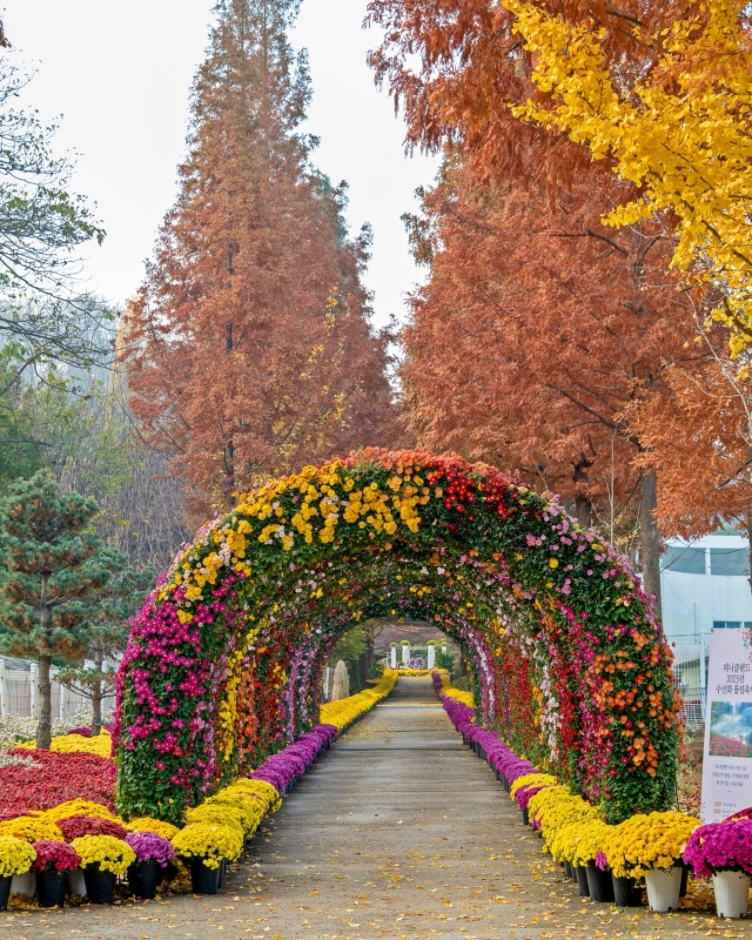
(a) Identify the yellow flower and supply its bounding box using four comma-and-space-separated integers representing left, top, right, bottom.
548, 558, 559, 569
45, 800, 117, 822
603, 811, 699, 878
171, 823, 243, 868
124, 817, 180, 840
71, 835, 136, 875
0, 816, 64, 844
0, 837, 36, 877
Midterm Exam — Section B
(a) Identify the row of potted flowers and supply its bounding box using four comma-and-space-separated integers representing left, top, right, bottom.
431, 669, 752, 919
0, 670, 399, 909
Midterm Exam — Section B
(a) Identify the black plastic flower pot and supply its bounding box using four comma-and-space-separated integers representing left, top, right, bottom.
680, 864, 688, 897
84, 867, 117, 904
521, 808, 529, 826
564, 861, 573, 879
0, 875, 10, 912
218, 858, 227, 888
37, 870, 67, 908
190, 858, 220, 895
575, 866, 590, 897
128, 861, 159, 900
586, 865, 615, 903
612, 875, 643, 907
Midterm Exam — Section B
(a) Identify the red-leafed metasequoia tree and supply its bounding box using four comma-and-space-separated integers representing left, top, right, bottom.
125, 0, 398, 513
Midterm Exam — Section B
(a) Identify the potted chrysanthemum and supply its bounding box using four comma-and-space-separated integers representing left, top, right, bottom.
603, 811, 698, 913
171, 823, 243, 894
30, 841, 80, 908
71, 835, 136, 904
124, 831, 176, 900
0, 837, 36, 911
684, 818, 752, 918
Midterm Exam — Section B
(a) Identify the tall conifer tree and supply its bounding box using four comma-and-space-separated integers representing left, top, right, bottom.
126, 0, 396, 511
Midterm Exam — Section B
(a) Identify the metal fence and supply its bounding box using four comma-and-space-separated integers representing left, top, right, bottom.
680, 687, 706, 726
0, 656, 111, 720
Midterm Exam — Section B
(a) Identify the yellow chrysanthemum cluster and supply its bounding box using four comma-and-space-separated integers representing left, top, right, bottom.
433, 670, 474, 709
603, 811, 700, 879
124, 817, 180, 840
0, 816, 64, 844
171, 823, 243, 870
549, 819, 613, 868
527, 787, 600, 844
44, 800, 117, 822
320, 669, 398, 730
510, 773, 557, 799
0, 836, 37, 877
17, 731, 112, 757
71, 834, 136, 875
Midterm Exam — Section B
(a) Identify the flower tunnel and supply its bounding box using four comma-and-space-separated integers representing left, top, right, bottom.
113, 450, 681, 825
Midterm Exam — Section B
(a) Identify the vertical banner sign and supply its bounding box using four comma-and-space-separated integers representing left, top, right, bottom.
700, 628, 752, 823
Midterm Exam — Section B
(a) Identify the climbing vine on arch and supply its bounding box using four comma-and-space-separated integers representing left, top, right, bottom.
114, 449, 681, 825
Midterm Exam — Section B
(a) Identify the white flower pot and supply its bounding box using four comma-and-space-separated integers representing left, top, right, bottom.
713, 870, 750, 918
645, 866, 682, 912
10, 871, 35, 898
66, 868, 87, 897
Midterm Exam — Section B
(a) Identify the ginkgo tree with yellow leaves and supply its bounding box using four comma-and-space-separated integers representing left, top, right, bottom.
503, 0, 752, 359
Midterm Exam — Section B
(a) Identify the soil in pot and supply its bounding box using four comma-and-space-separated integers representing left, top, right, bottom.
189, 858, 221, 895
37, 870, 67, 908
84, 868, 117, 905
128, 860, 159, 900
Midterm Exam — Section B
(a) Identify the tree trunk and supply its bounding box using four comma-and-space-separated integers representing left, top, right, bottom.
37, 573, 53, 750
37, 653, 52, 750
91, 646, 104, 736
638, 469, 662, 620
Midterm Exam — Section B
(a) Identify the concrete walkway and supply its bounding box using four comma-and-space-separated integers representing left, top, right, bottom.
2, 676, 751, 939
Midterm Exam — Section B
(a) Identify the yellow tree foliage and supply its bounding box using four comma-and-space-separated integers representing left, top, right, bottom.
503, 0, 752, 358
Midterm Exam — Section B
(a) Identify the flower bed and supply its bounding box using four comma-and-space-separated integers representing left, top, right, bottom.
0, 750, 115, 821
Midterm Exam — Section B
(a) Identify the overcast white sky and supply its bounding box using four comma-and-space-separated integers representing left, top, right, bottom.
2, 0, 438, 328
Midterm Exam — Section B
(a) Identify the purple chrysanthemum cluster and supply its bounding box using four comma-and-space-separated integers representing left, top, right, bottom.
249, 724, 337, 793
683, 819, 752, 878
125, 831, 176, 867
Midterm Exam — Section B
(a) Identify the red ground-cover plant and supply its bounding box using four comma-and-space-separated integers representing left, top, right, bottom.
0, 750, 115, 821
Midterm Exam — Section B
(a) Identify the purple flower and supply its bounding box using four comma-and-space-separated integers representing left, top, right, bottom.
125, 831, 176, 867
684, 820, 752, 878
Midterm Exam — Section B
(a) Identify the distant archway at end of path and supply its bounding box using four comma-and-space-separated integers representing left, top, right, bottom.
113, 449, 681, 825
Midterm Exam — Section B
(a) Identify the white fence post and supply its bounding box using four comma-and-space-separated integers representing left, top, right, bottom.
29, 662, 38, 718
427, 645, 436, 669
402, 644, 411, 666
390, 647, 397, 669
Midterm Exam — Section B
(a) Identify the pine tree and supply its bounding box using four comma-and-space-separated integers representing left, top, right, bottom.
57, 564, 154, 735
125, 0, 397, 512
0, 471, 123, 748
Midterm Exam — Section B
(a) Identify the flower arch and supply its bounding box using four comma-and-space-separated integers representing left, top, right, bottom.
114, 450, 681, 824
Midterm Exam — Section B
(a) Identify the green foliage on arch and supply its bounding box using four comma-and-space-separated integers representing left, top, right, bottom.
114, 450, 680, 825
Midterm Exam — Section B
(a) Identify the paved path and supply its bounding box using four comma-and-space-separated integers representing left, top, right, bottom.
2, 676, 751, 939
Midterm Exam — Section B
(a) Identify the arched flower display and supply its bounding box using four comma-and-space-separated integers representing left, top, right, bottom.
114, 449, 680, 824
